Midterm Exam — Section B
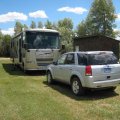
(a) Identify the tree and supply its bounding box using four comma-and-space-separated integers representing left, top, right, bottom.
77, 21, 87, 36
0, 34, 11, 57
3, 35, 11, 56
14, 21, 23, 35
23, 24, 28, 30
30, 21, 36, 29
118, 32, 120, 36
38, 21, 43, 28
77, 0, 116, 37
52, 22, 57, 30
58, 18, 73, 30
45, 20, 53, 29
0, 29, 3, 41
114, 30, 120, 40
57, 18, 74, 51
0, 29, 3, 56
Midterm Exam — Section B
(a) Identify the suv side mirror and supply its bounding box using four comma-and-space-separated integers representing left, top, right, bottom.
53, 61, 58, 65
24, 43, 28, 49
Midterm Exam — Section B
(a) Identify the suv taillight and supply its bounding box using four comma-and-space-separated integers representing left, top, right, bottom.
85, 65, 92, 76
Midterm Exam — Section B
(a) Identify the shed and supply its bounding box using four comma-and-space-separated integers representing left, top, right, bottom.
73, 35, 120, 59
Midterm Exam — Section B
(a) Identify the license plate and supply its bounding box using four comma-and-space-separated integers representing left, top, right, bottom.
104, 68, 111, 73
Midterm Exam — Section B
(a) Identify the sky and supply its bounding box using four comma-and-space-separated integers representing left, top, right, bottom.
0, 0, 120, 36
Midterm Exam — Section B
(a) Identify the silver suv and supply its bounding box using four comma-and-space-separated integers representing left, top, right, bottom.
47, 51, 120, 95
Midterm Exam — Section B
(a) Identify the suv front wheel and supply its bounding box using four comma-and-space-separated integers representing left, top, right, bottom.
71, 77, 84, 96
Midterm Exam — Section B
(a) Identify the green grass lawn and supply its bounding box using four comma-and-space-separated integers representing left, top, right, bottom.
0, 58, 120, 120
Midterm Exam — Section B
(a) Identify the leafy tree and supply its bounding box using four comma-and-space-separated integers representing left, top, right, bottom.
38, 21, 43, 28
0, 29, 3, 43
45, 20, 53, 29
114, 30, 120, 40
118, 31, 120, 37
3, 35, 11, 56
0, 35, 11, 57
52, 22, 57, 30
57, 18, 74, 51
77, 0, 116, 37
30, 21, 36, 29
0, 29, 3, 56
14, 21, 23, 35
0, 29, 3, 39
77, 21, 87, 36
23, 24, 28, 30
58, 18, 73, 30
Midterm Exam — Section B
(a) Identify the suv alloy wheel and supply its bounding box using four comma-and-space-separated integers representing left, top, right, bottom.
71, 77, 84, 96
47, 71, 53, 84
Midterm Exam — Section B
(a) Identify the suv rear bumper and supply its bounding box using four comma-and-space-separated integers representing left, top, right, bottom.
85, 77, 120, 88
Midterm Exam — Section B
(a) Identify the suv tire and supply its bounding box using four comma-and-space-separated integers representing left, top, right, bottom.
47, 71, 53, 84
71, 77, 84, 96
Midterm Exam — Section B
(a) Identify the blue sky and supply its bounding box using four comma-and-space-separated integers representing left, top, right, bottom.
0, 0, 120, 35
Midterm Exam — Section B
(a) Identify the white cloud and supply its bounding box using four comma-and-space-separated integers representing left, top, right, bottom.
114, 28, 119, 32
58, 6, 87, 14
0, 12, 28, 23
29, 10, 48, 18
117, 13, 120, 20
1, 28, 14, 36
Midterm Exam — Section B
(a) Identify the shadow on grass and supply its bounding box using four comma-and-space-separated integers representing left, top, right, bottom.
2, 63, 46, 76
43, 81, 119, 101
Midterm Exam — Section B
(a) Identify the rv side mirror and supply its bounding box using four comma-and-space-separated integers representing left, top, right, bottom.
59, 45, 66, 54
62, 45, 65, 49
59, 35, 62, 40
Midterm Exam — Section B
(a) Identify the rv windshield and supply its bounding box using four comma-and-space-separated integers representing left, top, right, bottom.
26, 31, 60, 49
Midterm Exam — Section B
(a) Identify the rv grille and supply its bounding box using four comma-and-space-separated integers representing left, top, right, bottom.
36, 58, 53, 61
37, 63, 52, 66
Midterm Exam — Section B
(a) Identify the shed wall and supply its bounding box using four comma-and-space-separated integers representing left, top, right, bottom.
74, 36, 119, 59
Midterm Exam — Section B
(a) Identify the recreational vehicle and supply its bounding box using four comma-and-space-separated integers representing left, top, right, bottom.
10, 29, 62, 71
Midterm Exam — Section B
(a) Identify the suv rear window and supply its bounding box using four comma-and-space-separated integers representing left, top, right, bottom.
88, 52, 118, 65
78, 52, 118, 65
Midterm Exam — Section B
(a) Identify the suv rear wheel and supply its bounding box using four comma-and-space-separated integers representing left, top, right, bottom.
47, 71, 53, 84
71, 77, 84, 96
